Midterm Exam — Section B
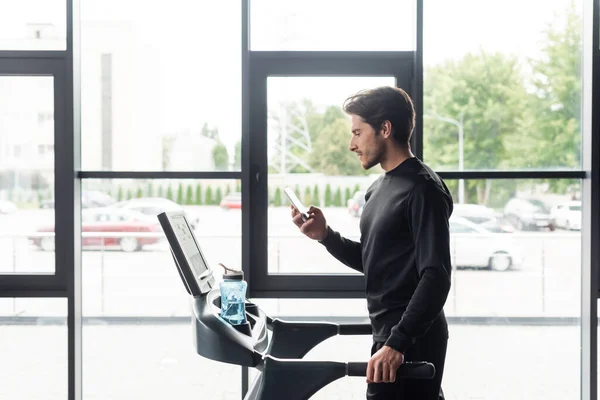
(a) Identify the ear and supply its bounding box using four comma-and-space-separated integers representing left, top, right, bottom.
380, 120, 393, 139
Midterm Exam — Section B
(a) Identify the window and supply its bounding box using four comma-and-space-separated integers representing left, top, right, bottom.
266, 76, 395, 275
442, 178, 580, 398
250, 0, 415, 51
423, 0, 582, 171
81, 179, 242, 398
80, 1, 241, 171
0, 298, 67, 400
0, 76, 55, 274
0, 0, 66, 50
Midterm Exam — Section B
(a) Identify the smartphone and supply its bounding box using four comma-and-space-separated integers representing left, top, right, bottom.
284, 187, 310, 221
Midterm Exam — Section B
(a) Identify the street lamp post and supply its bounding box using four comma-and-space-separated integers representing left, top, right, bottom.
424, 112, 465, 204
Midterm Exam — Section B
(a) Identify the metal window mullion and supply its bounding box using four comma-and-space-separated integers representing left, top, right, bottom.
77, 171, 242, 179
0, 51, 67, 59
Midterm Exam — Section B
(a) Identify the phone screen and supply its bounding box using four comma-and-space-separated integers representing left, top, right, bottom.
284, 187, 310, 220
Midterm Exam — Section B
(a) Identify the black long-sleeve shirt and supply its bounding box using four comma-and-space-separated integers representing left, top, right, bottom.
320, 157, 453, 353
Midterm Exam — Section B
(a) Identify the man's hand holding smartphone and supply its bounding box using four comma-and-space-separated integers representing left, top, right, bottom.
291, 205, 329, 242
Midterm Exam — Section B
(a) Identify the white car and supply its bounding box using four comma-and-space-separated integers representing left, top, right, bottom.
450, 216, 523, 272
0, 200, 17, 214
550, 201, 581, 230
111, 197, 200, 229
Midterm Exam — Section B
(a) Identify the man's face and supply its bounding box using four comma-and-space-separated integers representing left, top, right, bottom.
348, 114, 385, 170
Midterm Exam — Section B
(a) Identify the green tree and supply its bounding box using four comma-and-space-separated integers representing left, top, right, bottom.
312, 185, 320, 207
126, 188, 133, 200
309, 118, 370, 176
345, 187, 351, 205
212, 142, 230, 171
205, 186, 213, 205
233, 140, 242, 170
146, 183, 154, 198
117, 186, 123, 201
510, 2, 581, 192
177, 184, 184, 204
186, 185, 194, 205
157, 185, 164, 198
424, 51, 527, 204
324, 184, 332, 206
136, 187, 143, 198
273, 187, 282, 206
303, 186, 312, 205
195, 184, 202, 205
166, 185, 173, 201
333, 187, 342, 207
215, 187, 223, 205
236, 180, 241, 193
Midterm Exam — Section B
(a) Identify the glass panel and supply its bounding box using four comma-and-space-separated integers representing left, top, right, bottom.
0, 0, 66, 50
82, 179, 241, 399
266, 76, 395, 274
250, 0, 415, 51
80, 1, 241, 171
0, 76, 55, 274
443, 179, 581, 318
0, 298, 67, 400
423, 0, 582, 170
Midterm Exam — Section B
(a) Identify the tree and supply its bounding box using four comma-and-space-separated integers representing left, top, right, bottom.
212, 142, 229, 171
233, 140, 242, 170
424, 51, 527, 204
303, 186, 312, 205
215, 187, 223, 205
201, 123, 220, 141
273, 187, 282, 206
312, 185, 320, 207
186, 185, 194, 205
166, 186, 174, 202
509, 2, 581, 192
333, 187, 342, 207
177, 184, 184, 204
309, 118, 370, 176
195, 184, 202, 205
205, 186, 213, 205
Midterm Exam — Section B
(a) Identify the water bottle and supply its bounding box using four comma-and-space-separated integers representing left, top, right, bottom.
219, 264, 247, 326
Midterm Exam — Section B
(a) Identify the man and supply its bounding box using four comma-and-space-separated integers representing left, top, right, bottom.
291, 86, 453, 399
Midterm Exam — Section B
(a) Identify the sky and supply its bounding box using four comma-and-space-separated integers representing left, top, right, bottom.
0, 0, 585, 159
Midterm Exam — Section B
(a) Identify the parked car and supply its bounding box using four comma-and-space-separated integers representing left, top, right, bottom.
30, 208, 162, 252
347, 191, 365, 218
111, 197, 200, 229
452, 203, 514, 233
0, 200, 17, 214
503, 197, 555, 231
220, 192, 242, 210
550, 200, 582, 230
40, 190, 115, 209
450, 216, 523, 271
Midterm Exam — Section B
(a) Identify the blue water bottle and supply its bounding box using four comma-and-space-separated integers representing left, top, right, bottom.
219, 264, 247, 326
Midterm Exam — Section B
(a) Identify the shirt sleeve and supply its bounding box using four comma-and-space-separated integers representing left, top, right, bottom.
319, 226, 363, 273
385, 181, 452, 353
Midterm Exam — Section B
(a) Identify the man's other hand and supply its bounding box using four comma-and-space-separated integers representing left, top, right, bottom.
366, 345, 404, 384
291, 205, 328, 241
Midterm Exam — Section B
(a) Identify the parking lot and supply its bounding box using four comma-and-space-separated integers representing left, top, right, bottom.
0, 205, 586, 399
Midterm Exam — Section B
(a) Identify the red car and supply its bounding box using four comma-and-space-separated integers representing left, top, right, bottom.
30, 208, 163, 252
220, 192, 242, 210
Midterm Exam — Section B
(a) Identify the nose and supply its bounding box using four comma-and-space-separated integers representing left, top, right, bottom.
349, 137, 357, 152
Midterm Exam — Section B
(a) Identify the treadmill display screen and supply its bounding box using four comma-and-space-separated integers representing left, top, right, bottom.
171, 214, 209, 280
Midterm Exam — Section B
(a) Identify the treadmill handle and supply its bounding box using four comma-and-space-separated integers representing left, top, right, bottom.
346, 361, 435, 380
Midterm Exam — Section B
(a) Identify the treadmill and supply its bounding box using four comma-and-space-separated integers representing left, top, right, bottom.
157, 210, 435, 400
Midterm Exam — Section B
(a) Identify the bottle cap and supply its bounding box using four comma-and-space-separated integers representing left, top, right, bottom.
219, 263, 244, 280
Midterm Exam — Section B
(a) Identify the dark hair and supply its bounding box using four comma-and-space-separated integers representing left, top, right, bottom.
343, 86, 415, 146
